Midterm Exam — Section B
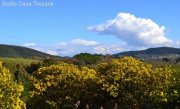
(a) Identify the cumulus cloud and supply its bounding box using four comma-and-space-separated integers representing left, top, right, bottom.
87, 13, 172, 47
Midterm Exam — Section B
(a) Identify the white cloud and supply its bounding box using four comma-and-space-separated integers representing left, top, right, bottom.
24, 43, 36, 46
23, 42, 44, 52
24, 37, 179, 57
37, 39, 124, 56
23, 40, 100, 56
70, 39, 100, 46
63, 39, 124, 55
94, 45, 123, 54
46, 50, 58, 55
88, 13, 172, 47
58, 39, 100, 46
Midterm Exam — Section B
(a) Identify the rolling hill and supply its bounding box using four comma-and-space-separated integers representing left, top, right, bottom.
0, 44, 60, 59
114, 47, 180, 58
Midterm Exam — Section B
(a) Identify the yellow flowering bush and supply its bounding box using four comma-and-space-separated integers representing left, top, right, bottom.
97, 57, 175, 108
27, 62, 98, 108
0, 62, 25, 109
26, 57, 176, 108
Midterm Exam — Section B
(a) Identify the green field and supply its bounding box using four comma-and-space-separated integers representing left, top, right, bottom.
0, 57, 40, 74
0, 57, 39, 65
173, 65, 180, 72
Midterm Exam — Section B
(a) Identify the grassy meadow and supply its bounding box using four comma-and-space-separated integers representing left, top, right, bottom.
0, 57, 39, 65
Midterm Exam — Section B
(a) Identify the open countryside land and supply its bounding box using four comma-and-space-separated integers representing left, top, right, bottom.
0, 0, 180, 109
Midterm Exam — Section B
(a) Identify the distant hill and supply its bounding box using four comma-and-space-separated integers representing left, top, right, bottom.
114, 47, 180, 58
0, 44, 60, 59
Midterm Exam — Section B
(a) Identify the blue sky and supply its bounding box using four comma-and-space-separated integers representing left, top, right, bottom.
0, 0, 180, 56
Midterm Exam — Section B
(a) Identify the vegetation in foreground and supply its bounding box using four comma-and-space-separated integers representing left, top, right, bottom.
0, 56, 180, 109
0, 62, 25, 108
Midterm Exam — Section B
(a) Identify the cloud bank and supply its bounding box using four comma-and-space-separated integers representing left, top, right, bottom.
23, 13, 180, 56
87, 13, 172, 47
23, 39, 124, 56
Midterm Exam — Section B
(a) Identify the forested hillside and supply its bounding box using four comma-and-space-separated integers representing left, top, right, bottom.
0, 44, 60, 59
114, 47, 180, 57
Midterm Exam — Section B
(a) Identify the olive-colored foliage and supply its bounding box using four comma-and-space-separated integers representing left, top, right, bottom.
26, 62, 41, 74
0, 57, 39, 103
74, 53, 103, 65
170, 65, 180, 106
0, 62, 25, 109
42, 59, 59, 67
15, 64, 32, 103
97, 57, 176, 108
27, 63, 98, 109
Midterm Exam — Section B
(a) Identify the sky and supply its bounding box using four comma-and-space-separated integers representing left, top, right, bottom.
0, 0, 180, 56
